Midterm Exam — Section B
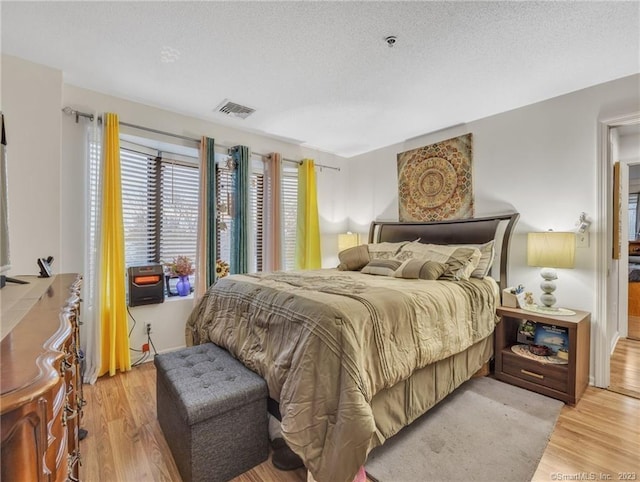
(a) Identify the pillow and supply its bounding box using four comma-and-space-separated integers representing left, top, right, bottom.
466, 240, 495, 278
361, 259, 403, 276
396, 242, 482, 280
367, 241, 409, 260
337, 244, 370, 271
393, 259, 447, 280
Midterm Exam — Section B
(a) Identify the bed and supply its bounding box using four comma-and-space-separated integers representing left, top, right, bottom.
185, 212, 519, 482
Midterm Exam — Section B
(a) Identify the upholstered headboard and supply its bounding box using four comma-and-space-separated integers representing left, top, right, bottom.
368, 213, 520, 292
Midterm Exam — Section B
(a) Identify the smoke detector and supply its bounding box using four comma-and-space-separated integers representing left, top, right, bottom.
385, 36, 397, 48
215, 99, 256, 119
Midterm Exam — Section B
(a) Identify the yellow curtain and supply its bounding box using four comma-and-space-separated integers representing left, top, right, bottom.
295, 159, 321, 269
99, 113, 130, 376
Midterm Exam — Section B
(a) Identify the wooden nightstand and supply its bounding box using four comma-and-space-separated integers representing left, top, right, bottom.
495, 306, 590, 405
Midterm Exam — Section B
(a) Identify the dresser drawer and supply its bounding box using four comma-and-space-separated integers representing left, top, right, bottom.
501, 351, 568, 393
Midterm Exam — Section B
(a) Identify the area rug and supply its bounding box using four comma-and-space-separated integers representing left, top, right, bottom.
365, 377, 564, 482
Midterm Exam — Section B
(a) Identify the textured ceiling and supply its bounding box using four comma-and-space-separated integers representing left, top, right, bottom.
2, 1, 639, 158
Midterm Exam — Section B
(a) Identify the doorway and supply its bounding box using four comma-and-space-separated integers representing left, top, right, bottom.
609, 123, 640, 398
595, 113, 640, 390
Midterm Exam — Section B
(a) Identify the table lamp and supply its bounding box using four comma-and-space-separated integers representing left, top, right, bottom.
527, 231, 575, 311
338, 232, 360, 252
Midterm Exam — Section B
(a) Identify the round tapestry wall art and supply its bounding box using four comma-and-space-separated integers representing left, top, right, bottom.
397, 133, 474, 221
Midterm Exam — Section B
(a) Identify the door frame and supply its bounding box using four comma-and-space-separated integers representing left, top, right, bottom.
595, 112, 640, 387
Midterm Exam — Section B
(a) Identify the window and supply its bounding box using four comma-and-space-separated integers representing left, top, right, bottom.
216, 157, 233, 266
249, 171, 264, 272
215, 154, 298, 272
120, 142, 199, 268
630, 193, 639, 241
282, 165, 298, 270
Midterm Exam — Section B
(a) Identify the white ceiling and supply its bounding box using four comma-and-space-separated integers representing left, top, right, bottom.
2, 1, 639, 158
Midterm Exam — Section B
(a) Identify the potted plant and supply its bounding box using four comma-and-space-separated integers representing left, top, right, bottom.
166, 256, 195, 296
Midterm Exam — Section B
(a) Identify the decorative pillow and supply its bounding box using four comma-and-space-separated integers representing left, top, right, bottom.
396, 242, 482, 280
361, 259, 403, 276
393, 259, 447, 280
367, 241, 409, 260
465, 240, 495, 278
337, 245, 370, 271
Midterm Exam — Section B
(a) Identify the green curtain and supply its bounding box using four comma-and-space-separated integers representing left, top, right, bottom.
295, 159, 321, 270
231, 146, 250, 274
206, 138, 217, 286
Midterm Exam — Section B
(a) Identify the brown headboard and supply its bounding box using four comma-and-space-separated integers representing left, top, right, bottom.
368, 213, 520, 292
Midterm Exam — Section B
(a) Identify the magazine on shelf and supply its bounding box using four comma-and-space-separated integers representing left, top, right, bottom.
516, 319, 536, 344
533, 324, 569, 355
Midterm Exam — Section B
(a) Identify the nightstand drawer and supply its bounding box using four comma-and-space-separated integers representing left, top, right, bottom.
502, 351, 568, 392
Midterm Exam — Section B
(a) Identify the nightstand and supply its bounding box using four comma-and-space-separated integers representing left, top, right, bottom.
495, 306, 590, 405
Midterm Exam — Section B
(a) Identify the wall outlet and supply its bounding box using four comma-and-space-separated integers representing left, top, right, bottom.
577, 232, 589, 248
145, 323, 152, 335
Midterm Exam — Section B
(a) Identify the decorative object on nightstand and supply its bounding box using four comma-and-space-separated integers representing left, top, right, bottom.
338, 232, 360, 252
526, 231, 575, 313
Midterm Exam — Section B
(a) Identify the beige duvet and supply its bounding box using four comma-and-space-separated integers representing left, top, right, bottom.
186, 269, 499, 482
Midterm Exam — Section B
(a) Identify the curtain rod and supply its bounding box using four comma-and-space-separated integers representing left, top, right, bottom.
219, 143, 340, 172
93, 115, 201, 144
73, 110, 340, 172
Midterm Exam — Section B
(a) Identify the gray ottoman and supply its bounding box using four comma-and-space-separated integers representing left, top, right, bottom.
155, 343, 269, 482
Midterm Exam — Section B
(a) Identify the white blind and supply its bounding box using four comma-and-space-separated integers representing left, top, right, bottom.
250, 172, 264, 272
121, 149, 158, 266
120, 147, 199, 268
160, 161, 199, 263
282, 166, 298, 270
216, 162, 233, 265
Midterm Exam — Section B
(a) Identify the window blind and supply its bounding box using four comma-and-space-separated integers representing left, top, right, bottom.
282, 167, 298, 270
216, 163, 234, 264
159, 161, 199, 263
120, 147, 199, 268
121, 149, 158, 266
250, 172, 264, 272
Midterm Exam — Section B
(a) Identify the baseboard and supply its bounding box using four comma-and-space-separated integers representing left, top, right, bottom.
135, 344, 187, 365
610, 331, 621, 356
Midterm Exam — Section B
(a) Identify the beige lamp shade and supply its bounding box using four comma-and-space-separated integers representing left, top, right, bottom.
527, 232, 576, 269
338, 232, 360, 252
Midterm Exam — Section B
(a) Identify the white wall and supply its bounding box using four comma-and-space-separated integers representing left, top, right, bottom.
1, 55, 62, 275
346, 74, 640, 319
3, 54, 349, 359
620, 132, 640, 163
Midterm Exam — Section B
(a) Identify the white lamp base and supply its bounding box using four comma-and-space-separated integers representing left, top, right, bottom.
539, 267, 558, 308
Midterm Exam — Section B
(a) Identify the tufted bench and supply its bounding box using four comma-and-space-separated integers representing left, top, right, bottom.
154, 343, 269, 482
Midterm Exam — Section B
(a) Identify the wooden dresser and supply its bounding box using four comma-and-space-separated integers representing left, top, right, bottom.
1, 274, 84, 482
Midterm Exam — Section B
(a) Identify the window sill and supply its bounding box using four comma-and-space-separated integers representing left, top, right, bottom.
164, 294, 194, 302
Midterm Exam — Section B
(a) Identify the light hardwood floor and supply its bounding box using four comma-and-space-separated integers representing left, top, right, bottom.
609, 337, 640, 399
81, 362, 640, 482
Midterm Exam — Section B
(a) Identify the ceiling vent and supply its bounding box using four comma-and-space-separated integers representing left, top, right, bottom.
215, 99, 255, 119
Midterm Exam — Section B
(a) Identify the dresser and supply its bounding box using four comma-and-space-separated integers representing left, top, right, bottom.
1, 274, 84, 481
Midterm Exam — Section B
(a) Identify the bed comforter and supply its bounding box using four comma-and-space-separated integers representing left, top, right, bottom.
185, 269, 499, 482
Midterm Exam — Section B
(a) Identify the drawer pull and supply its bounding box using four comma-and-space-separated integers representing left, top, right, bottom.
521, 369, 544, 379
